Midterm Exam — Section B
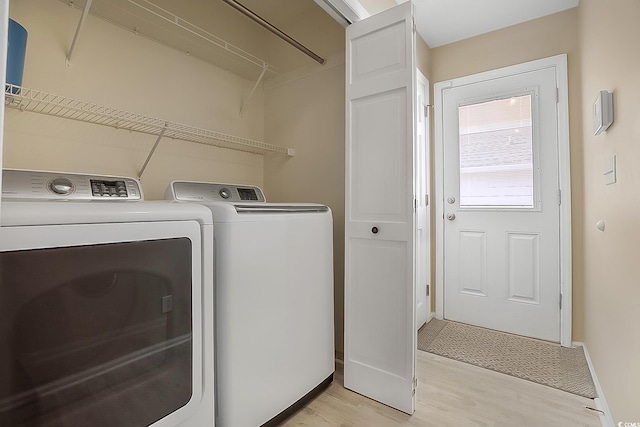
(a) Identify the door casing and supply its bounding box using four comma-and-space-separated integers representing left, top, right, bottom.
415, 69, 431, 330
433, 54, 573, 347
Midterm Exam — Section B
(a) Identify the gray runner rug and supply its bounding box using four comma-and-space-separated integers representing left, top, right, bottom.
418, 319, 597, 398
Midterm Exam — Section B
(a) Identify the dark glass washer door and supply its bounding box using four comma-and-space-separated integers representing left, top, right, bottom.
0, 238, 193, 427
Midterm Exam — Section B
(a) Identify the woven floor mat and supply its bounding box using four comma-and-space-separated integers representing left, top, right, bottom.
418, 319, 596, 398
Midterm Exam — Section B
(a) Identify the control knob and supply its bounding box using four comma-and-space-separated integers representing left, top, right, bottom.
49, 178, 74, 195
219, 188, 231, 199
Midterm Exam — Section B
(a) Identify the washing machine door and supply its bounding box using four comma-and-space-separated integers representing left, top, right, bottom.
0, 221, 203, 427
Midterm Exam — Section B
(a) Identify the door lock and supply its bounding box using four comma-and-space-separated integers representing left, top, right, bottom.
446, 213, 456, 221
447, 197, 456, 204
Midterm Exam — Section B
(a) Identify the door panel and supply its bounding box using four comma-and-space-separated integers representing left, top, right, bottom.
345, 1, 416, 414
443, 67, 560, 342
351, 89, 408, 222
350, 21, 407, 82
507, 232, 540, 303
350, 239, 409, 375
459, 230, 487, 296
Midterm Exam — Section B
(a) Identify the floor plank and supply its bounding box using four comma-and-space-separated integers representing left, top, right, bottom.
281, 351, 601, 427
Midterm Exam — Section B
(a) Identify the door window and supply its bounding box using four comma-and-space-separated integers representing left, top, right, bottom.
458, 94, 535, 208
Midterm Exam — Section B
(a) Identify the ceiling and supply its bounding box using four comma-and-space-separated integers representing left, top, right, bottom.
358, 0, 580, 48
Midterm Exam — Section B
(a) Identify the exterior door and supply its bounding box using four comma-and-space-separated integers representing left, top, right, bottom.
415, 70, 430, 330
345, 1, 416, 414
442, 65, 561, 342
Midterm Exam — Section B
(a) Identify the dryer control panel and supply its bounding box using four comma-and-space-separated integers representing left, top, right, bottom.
170, 181, 266, 203
1, 169, 143, 201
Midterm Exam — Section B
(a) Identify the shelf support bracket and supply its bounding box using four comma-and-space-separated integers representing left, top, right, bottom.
240, 65, 267, 117
66, 0, 93, 68
138, 122, 168, 179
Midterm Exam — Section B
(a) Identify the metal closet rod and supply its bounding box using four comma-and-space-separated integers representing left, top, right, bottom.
222, 0, 326, 65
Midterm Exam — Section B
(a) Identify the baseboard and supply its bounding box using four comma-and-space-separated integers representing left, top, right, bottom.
335, 350, 344, 367
573, 341, 614, 427
428, 311, 435, 322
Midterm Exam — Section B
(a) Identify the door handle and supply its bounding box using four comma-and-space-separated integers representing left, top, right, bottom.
446, 213, 456, 221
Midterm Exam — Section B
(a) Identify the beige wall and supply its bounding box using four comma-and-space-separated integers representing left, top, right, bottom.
263, 53, 346, 354
416, 34, 431, 79
6, 0, 265, 199
578, 0, 640, 421
429, 9, 586, 340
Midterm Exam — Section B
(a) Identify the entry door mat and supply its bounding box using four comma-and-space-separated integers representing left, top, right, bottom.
418, 319, 597, 398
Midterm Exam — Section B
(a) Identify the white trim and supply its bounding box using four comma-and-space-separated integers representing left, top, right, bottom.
434, 55, 573, 346
556, 55, 573, 348
416, 69, 431, 331
574, 341, 614, 427
312, 0, 370, 26
434, 79, 449, 320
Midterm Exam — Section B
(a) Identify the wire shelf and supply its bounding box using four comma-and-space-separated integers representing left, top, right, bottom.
4, 85, 293, 156
60, 0, 279, 80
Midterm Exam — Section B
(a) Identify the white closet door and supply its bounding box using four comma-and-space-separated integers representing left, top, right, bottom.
344, 1, 416, 414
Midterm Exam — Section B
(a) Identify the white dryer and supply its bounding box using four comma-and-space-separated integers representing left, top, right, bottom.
167, 181, 334, 427
0, 169, 214, 427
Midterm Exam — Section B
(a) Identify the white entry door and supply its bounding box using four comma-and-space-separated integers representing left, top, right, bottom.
415, 70, 430, 330
345, 1, 416, 414
441, 64, 562, 342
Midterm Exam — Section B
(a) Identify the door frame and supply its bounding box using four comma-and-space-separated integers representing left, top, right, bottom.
433, 54, 572, 347
415, 69, 431, 330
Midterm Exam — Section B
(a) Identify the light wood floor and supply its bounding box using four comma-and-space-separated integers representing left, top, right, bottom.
281, 351, 601, 427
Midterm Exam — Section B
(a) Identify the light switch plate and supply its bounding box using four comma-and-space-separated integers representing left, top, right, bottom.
593, 90, 613, 135
604, 155, 617, 185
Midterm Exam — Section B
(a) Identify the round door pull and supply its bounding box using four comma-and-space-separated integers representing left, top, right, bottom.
371, 226, 379, 234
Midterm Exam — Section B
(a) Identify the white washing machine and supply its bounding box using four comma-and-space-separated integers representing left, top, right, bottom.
0, 169, 214, 427
166, 181, 334, 427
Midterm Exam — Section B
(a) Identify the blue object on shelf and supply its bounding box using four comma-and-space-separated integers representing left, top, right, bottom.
7, 19, 28, 93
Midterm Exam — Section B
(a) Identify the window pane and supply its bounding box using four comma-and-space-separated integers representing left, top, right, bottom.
459, 95, 534, 207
